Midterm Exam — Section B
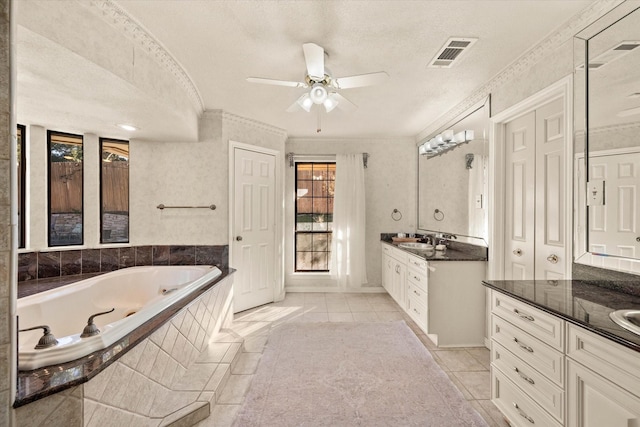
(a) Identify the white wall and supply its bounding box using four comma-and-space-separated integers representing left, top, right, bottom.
131, 110, 287, 246
285, 138, 416, 291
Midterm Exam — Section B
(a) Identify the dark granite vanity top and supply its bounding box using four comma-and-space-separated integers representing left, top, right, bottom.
15, 268, 235, 408
483, 279, 640, 352
381, 238, 488, 262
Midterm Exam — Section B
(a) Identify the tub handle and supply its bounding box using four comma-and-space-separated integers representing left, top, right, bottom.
81, 308, 115, 338
19, 325, 59, 349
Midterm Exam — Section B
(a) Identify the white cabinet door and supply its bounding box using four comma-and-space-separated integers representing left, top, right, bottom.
567, 359, 640, 427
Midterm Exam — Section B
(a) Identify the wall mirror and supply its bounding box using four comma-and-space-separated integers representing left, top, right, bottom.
575, 3, 640, 267
417, 95, 490, 244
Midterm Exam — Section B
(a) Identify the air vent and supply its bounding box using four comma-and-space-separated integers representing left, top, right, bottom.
428, 37, 478, 68
576, 40, 640, 71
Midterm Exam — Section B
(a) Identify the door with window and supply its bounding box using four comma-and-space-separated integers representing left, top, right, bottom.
232, 146, 276, 313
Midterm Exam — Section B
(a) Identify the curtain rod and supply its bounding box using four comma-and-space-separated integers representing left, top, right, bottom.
288, 152, 369, 169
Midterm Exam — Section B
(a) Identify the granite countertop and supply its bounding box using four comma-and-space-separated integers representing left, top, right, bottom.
381, 239, 488, 262
15, 268, 235, 408
483, 279, 640, 352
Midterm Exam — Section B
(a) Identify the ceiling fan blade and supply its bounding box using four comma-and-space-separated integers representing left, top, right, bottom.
333, 71, 389, 89
303, 43, 325, 80
247, 77, 306, 88
287, 93, 312, 113
332, 92, 357, 112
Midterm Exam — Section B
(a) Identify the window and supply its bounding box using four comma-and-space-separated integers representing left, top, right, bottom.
17, 125, 26, 248
100, 138, 129, 243
295, 162, 335, 271
48, 131, 83, 246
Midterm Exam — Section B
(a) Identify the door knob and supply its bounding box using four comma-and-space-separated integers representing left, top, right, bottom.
236, 236, 243, 241
547, 254, 559, 264
513, 249, 523, 257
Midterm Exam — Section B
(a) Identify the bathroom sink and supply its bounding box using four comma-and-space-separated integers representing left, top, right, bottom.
609, 309, 640, 336
398, 242, 434, 250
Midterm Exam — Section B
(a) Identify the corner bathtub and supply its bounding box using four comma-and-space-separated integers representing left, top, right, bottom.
17, 265, 222, 371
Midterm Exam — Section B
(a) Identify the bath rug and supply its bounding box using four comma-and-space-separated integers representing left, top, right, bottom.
234, 321, 488, 426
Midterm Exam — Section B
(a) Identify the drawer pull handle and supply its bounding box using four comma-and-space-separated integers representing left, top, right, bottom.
414, 276, 420, 281
413, 308, 420, 315
513, 367, 535, 385
414, 290, 421, 297
513, 309, 534, 322
513, 403, 535, 424
513, 337, 534, 353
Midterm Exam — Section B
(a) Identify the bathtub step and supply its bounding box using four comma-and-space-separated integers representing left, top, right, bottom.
160, 330, 245, 427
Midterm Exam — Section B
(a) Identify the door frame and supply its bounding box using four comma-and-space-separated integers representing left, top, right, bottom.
488, 75, 574, 280
228, 140, 285, 305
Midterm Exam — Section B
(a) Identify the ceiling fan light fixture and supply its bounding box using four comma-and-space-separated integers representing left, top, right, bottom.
296, 94, 313, 112
310, 83, 328, 104
323, 94, 338, 112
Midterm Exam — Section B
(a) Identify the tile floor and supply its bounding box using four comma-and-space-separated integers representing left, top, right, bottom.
196, 292, 510, 427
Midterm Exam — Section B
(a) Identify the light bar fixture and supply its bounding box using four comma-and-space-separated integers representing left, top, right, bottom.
419, 129, 475, 158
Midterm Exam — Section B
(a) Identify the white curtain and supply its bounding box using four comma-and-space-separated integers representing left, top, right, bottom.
330, 154, 368, 288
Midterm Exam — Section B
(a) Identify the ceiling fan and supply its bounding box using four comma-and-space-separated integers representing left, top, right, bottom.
247, 43, 389, 116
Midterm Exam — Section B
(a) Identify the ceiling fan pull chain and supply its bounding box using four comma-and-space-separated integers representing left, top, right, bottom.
317, 106, 322, 133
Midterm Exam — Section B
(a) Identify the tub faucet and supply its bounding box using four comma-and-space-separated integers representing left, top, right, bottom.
81, 308, 115, 338
19, 325, 59, 349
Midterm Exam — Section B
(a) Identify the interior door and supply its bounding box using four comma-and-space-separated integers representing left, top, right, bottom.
232, 147, 276, 313
534, 98, 565, 280
588, 151, 640, 258
504, 111, 536, 280
503, 98, 565, 280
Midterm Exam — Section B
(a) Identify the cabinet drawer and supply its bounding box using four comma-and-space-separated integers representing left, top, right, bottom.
407, 254, 428, 271
492, 341, 564, 422
567, 324, 640, 398
492, 291, 564, 350
491, 315, 564, 386
407, 289, 428, 332
407, 269, 427, 293
492, 367, 562, 427
407, 281, 427, 305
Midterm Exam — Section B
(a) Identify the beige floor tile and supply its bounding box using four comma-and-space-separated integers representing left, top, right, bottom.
432, 350, 488, 372
466, 347, 491, 369
347, 300, 374, 312
328, 312, 355, 322
370, 302, 400, 312
375, 311, 405, 321
302, 312, 329, 322
415, 333, 439, 351
217, 375, 254, 404
242, 334, 269, 353
326, 301, 351, 312
352, 311, 380, 322
231, 353, 262, 375
452, 371, 491, 400
445, 371, 474, 400
196, 404, 240, 427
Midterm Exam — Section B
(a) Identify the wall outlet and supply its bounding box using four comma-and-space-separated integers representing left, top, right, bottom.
587, 180, 605, 206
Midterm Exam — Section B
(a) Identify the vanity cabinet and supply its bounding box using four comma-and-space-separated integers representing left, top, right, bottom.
381, 244, 406, 307
381, 242, 486, 346
489, 290, 640, 427
566, 325, 640, 427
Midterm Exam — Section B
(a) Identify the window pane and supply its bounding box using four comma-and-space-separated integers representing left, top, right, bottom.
294, 162, 335, 272
101, 138, 129, 243
17, 125, 25, 248
48, 131, 83, 246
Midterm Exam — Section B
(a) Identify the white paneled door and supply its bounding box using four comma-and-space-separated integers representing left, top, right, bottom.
504, 97, 565, 280
588, 151, 640, 258
232, 147, 276, 313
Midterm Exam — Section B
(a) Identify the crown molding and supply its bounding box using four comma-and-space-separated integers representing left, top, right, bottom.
416, 0, 624, 142
575, 120, 640, 137
214, 110, 288, 138
88, 0, 205, 115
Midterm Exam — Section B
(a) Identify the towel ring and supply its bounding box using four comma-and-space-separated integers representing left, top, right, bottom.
391, 209, 402, 221
434, 209, 444, 221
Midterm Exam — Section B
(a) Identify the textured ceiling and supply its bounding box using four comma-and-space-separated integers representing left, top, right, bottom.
16, 0, 598, 141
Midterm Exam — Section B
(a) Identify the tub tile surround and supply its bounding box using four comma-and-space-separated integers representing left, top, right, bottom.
17, 245, 229, 297
15, 268, 235, 418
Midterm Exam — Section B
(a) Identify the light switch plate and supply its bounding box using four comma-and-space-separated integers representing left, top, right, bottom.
587, 180, 605, 206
